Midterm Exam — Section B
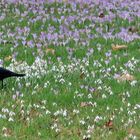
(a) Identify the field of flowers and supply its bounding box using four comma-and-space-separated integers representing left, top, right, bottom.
0, 0, 140, 139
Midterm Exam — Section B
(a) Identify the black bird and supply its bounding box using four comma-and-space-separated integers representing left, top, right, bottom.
0, 67, 25, 88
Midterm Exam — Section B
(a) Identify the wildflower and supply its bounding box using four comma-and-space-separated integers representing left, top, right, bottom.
8, 117, 14, 122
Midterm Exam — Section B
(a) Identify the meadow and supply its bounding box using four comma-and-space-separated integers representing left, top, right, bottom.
0, 0, 140, 139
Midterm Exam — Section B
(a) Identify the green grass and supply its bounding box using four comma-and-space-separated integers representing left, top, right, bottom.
0, 2, 140, 140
